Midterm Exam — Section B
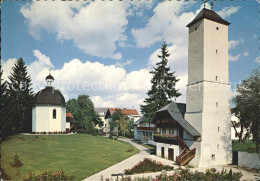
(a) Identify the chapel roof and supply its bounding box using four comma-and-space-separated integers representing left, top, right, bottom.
34, 86, 65, 106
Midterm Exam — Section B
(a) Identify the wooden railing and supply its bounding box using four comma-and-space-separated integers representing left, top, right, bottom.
137, 127, 156, 131
176, 148, 187, 163
177, 148, 196, 166
177, 136, 188, 150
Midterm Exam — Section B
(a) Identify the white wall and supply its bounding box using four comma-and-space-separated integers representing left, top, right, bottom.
156, 143, 181, 161
32, 105, 66, 132
238, 151, 260, 169
186, 18, 232, 167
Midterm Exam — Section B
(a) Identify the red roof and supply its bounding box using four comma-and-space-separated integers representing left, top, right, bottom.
108, 108, 139, 116
66, 112, 74, 118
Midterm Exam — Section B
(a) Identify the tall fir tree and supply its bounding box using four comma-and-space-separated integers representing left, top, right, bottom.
141, 42, 181, 120
1, 67, 16, 137
8, 58, 34, 133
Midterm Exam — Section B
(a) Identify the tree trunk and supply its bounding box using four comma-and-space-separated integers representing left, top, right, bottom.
239, 122, 244, 143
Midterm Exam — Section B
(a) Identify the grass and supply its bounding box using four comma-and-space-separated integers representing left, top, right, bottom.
141, 144, 156, 151
232, 140, 259, 153
1, 134, 139, 180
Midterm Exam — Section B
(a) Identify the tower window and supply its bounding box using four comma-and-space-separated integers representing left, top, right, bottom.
218, 127, 220, 132
216, 49, 218, 54
216, 102, 218, 107
216, 27, 219, 30
212, 154, 215, 160
195, 27, 197, 31
217, 144, 219, 149
216, 76, 218, 81
53, 109, 56, 119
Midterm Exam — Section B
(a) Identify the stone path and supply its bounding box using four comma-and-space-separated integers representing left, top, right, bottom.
83, 138, 175, 181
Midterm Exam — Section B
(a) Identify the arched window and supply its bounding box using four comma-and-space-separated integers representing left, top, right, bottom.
53, 109, 56, 119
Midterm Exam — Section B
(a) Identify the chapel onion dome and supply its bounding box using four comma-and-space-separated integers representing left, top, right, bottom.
33, 74, 65, 107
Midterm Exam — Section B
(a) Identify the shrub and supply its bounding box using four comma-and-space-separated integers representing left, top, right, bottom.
1, 166, 11, 180
10, 155, 23, 167
25, 171, 74, 181
126, 147, 134, 152
124, 158, 173, 175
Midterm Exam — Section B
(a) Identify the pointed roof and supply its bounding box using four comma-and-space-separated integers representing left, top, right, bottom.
187, 8, 230, 27
156, 102, 201, 137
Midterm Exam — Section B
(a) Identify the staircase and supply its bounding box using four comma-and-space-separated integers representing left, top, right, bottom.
176, 136, 196, 166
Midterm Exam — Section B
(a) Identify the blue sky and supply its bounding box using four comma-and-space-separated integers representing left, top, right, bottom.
2, 1, 259, 112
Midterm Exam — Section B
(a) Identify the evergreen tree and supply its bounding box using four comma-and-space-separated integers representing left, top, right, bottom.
1, 67, 16, 137
7, 58, 34, 133
141, 42, 181, 120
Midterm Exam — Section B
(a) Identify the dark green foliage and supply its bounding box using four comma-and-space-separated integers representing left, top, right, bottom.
1, 59, 34, 138
25, 171, 74, 181
10, 155, 23, 167
124, 158, 173, 175
141, 42, 181, 120
66, 95, 103, 131
233, 66, 260, 153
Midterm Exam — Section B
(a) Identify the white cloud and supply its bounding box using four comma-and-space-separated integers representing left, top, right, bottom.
243, 51, 249, 57
255, 56, 260, 63
228, 38, 244, 49
1, 58, 17, 80
20, 1, 130, 60
115, 59, 133, 68
229, 53, 241, 61
217, 6, 241, 19
253, 34, 258, 39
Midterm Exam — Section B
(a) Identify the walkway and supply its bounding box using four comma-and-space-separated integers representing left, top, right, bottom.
83, 138, 176, 181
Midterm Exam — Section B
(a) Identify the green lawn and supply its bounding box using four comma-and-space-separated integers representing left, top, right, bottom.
232, 140, 259, 153
1, 134, 139, 180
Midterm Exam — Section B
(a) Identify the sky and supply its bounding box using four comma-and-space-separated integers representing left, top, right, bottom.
1, 0, 259, 113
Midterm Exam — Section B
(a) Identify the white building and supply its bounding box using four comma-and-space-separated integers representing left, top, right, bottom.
154, 7, 232, 167
95, 107, 109, 135
32, 74, 66, 132
134, 116, 156, 146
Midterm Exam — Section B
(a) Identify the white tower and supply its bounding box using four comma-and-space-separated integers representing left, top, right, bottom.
46, 73, 54, 87
185, 8, 232, 167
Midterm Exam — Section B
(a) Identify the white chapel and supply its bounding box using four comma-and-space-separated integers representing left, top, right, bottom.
32, 74, 66, 132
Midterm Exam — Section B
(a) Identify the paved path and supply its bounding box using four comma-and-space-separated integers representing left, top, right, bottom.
83, 138, 175, 181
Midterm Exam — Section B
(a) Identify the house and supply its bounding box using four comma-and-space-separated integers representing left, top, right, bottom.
153, 7, 232, 167
66, 112, 77, 133
94, 107, 109, 135
104, 108, 141, 135
32, 74, 66, 132
133, 116, 156, 146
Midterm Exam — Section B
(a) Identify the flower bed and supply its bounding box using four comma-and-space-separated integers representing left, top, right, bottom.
124, 158, 173, 175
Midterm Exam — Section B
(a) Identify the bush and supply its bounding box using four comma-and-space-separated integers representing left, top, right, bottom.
126, 147, 134, 152
25, 171, 74, 181
10, 155, 23, 167
1, 166, 11, 180
124, 158, 173, 175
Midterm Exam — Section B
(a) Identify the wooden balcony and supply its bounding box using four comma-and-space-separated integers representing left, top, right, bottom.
153, 134, 178, 145
137, 127, 156, 131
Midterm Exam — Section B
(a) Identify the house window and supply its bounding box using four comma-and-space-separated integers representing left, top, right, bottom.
216, 27, 219, 30
216, 76, 218, 81
195, 27, 197, 31
53, 109, 56, 119
216, 102, 218, 107
217, 144, 219, 149
218, 127, 220, 132
216, 49, 218, 54
212, 154, 215, 160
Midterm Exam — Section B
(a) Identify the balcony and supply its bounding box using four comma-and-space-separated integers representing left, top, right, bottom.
137, 127, 156, 131
153, 134, 178, 145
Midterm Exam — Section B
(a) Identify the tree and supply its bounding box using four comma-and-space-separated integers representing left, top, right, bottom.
109, 110, 130, 137
141, 41, 181, 120
233, 66, 260, 153
66, 95, 103, 133
1, 68, 16, 137
7, 58, 34, 133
